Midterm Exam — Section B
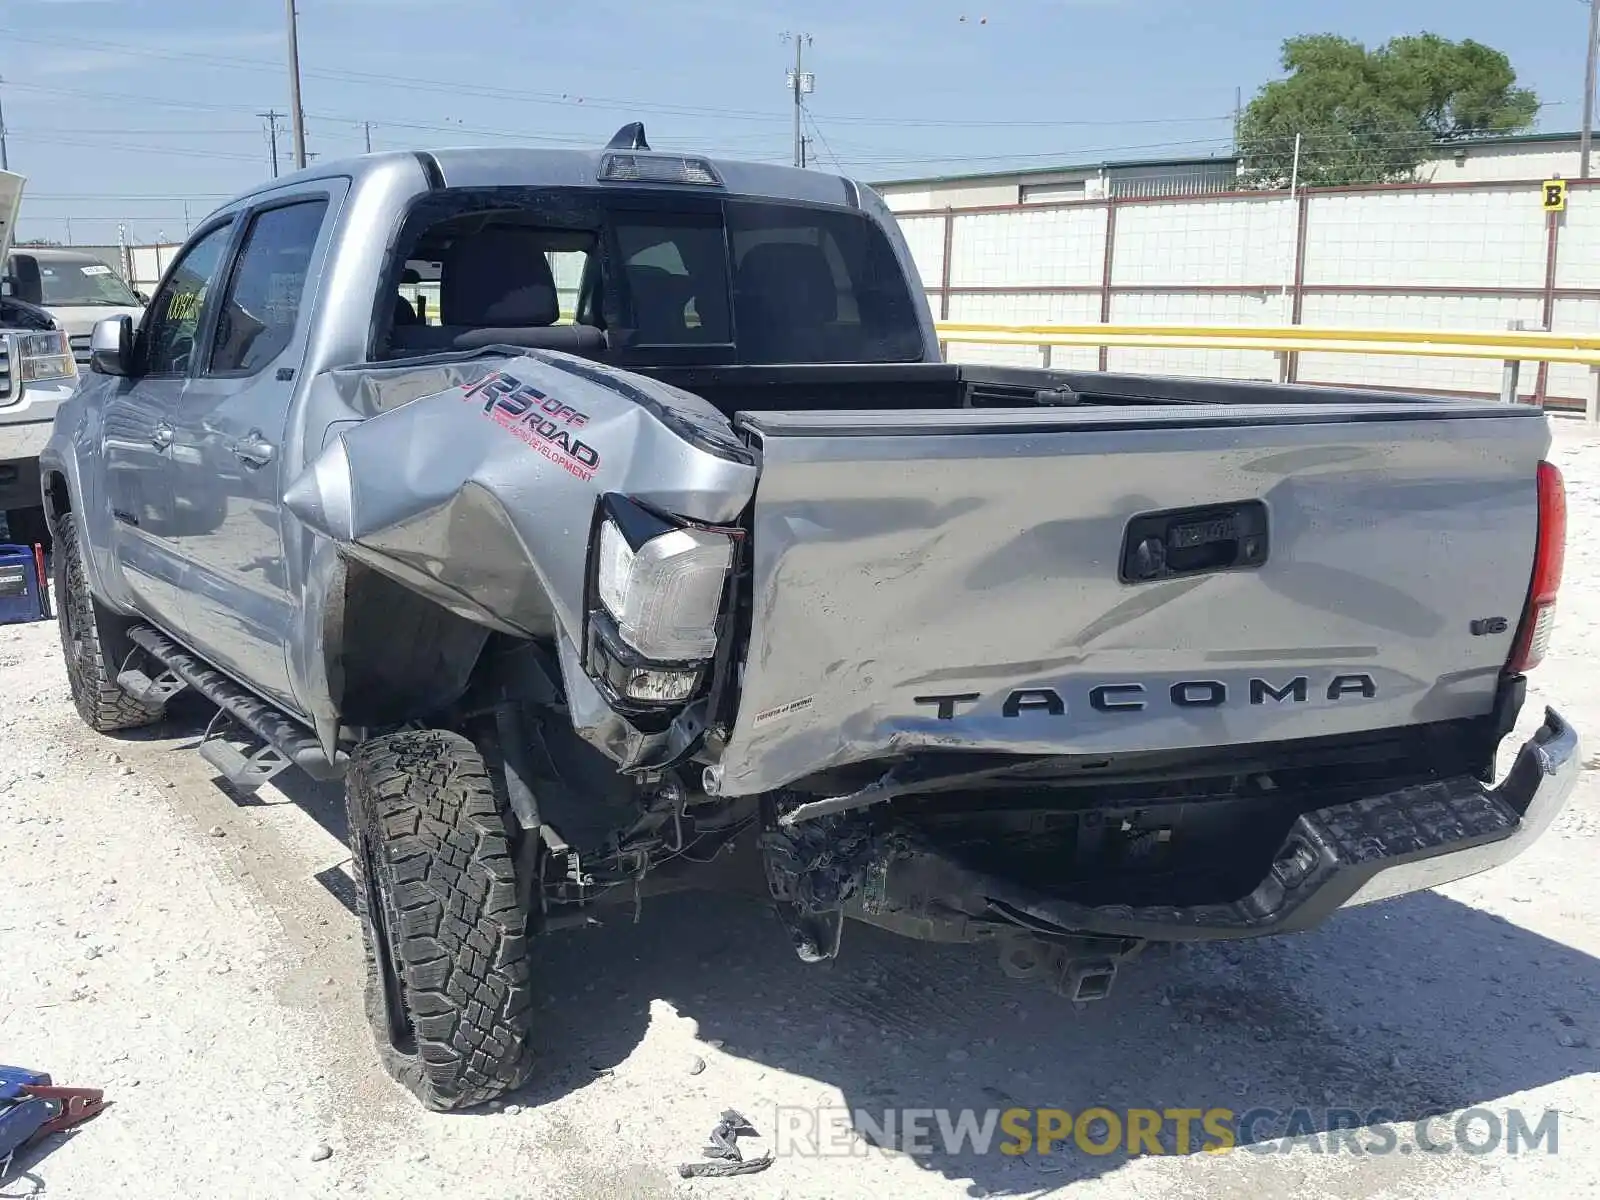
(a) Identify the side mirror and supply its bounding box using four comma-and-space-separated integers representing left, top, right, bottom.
90, 314, 136, 377
3, 254, 43, 306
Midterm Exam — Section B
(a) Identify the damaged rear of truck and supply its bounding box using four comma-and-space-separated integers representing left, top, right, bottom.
43, 131, 1580, 1111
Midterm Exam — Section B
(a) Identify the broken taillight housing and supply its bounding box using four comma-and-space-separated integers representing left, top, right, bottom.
586, 494, 736, 708
1507, 460, 1566, 674
595, 514, 732, 662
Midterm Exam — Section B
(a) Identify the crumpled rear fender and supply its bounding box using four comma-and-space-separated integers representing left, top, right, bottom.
283, 347, 759, 762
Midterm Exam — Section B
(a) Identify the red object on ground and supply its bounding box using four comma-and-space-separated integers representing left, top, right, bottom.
33, 543, 50, 620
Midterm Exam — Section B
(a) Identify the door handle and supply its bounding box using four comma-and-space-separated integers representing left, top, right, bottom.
230, 430, 276, 468
150, 422, 174, 451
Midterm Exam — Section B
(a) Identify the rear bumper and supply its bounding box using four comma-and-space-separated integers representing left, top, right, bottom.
864, 707, 1580, 942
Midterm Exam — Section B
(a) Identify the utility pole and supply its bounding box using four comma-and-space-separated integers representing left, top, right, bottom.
0, 76, 10, 172
285, 0, 308, 170
1583, 0, 1599, 179
782, 32, 814, 168
258, 110, 283, 177
363, 120, 372, 153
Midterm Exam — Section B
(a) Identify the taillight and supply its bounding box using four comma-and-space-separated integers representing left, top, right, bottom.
1507, 460, 1566, 674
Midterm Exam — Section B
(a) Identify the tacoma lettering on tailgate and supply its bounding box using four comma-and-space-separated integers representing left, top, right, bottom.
913, 674, 1379, 720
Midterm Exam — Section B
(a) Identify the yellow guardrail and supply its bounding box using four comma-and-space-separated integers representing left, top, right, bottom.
933, 322, 1600, 367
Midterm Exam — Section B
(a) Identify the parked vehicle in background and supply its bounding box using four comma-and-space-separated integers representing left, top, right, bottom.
1, 171, 80, 549
4, 247, 146, 369
38, 128, 1580, 1114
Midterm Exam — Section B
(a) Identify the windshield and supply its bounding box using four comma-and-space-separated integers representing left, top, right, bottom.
26, 257, 141, 307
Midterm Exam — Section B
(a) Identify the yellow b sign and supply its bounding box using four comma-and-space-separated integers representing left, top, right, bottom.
1543, 179, 1568, 212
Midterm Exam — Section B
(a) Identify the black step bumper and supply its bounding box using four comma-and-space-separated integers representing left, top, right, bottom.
864, 707, 1581, 942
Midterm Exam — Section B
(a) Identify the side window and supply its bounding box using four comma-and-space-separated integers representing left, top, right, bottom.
209, 199, 329, 376
546, 250, 589, 325
143, 222, 233, 376
397, 259, 441, 327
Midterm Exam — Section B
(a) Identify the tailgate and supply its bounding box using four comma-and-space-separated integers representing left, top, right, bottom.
709, 402, 1548, 797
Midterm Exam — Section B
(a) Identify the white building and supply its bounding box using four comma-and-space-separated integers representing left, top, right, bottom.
872, 131, 1588, 212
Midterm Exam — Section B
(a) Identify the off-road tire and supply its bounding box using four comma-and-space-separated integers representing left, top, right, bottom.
346, 729, 537, 1111
53, 514, 166, 732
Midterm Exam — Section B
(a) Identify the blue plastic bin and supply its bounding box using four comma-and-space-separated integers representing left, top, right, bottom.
0, 544, 48, 626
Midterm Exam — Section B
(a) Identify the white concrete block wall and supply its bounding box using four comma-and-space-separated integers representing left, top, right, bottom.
944, 291, 1100, 370
900, 179, 1600, 402
1106, 290, 1292, 381
896, 214, 946, 291
1547, 296, 1600, 402
1113, 197, 1295, 288
949, 207, 1105, 288
1302, 188, 1547, 289
1554, 202, 1597, 290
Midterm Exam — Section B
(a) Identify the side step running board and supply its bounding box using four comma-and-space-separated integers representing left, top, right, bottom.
198, 709, 295, 791
124, 625, 346, 786
115, 665, 190, 707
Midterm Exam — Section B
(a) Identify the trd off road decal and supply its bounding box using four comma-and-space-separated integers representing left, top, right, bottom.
463, 371, 603, 482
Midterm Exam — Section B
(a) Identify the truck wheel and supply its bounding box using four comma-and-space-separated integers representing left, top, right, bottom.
345, 729, 538, 1111
53, 515, 166, 732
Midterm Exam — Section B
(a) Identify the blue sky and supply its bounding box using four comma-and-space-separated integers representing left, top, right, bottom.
0, 0, 1591, 244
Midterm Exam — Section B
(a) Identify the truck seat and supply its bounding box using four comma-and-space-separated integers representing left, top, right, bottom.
387, 228, 603, 357
733, 242, 837, 360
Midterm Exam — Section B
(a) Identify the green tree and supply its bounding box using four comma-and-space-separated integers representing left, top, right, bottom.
1238, 33, 1540, 188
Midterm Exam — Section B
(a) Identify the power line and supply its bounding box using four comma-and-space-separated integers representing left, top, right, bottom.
9, 126, 262, 135
19, 191, 234, 199
0, 23, 1584, 151
1, 79, 266, 114
0, 27, 1257, 134
804, 110, 844, 173
3, 131, 267, 162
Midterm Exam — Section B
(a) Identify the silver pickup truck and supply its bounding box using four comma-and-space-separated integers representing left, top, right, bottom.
39, 126, 1579, 1112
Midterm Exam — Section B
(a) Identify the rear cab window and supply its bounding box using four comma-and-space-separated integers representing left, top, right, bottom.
376, 187, 923, 366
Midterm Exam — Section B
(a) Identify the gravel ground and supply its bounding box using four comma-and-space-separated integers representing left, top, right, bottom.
3, 419, 1599, 1200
